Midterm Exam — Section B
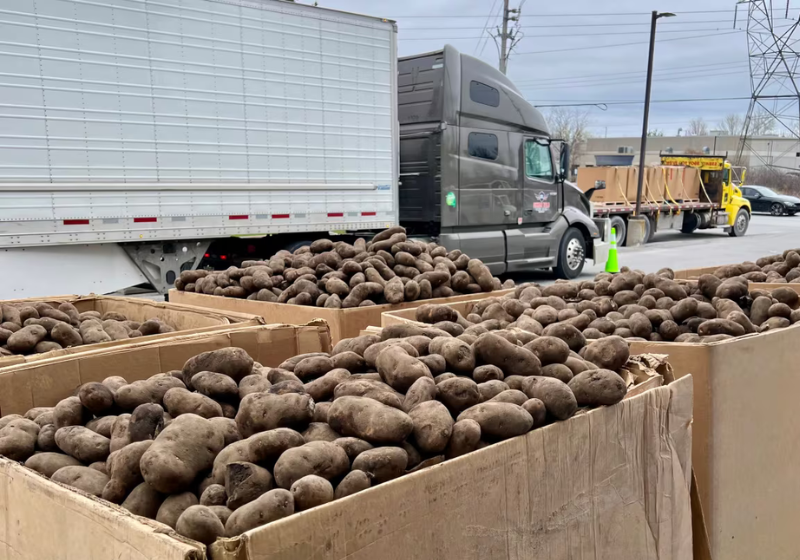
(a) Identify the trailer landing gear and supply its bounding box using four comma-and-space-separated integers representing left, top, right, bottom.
124, 241, 210, 295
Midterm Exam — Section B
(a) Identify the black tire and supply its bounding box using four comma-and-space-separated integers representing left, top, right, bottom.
681, 213, 699, 234
284, 240, 313, 253
609, 215, 627, 246
729, 209, 750, 237
646, 214, 656, 243
554, 227, 586, 279
770, 202, 785, 216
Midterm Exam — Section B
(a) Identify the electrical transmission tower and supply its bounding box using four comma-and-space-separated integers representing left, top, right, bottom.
738, 0, 800, 168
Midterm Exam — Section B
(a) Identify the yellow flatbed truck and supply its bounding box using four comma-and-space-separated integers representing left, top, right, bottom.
591, 154, 751, 244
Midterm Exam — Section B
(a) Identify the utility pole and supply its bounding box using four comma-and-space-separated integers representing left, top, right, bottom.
493, 0, 522, 75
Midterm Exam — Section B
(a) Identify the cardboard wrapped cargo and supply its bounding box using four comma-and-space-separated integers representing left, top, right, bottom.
630, 324, 800, 560
169, 288, 514, 344
0, 333, 693, 560
575, 166, 631, 203
0, 295, 263, 368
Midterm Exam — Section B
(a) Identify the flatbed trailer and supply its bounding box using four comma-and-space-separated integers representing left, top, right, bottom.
586, 154, 751, 245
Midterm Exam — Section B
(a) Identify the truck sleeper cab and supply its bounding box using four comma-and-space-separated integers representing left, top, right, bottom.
397, 45, 607, 278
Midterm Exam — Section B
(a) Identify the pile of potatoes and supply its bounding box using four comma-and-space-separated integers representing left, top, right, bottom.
0, 301, 175, 357
1, 327, 635, 548
174, 226, 514, 307
421, 269, 799, 347
703, 249, 800, 284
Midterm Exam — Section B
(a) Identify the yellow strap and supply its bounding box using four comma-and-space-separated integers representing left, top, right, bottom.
698, 173, 712, 203
662, 167, 680, 213
616, 168, 631, 206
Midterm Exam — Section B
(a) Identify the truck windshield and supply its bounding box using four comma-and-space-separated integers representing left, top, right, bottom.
723, 168, 730, 185
525, 140, 553, 181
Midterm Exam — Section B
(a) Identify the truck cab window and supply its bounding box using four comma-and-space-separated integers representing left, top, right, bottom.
470, 81, 499, 107
525, 140, 553, 181
722, 168, 730, 185
468, 132, 498, 160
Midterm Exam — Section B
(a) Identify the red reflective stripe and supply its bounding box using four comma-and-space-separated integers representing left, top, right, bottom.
63, 219, 89, 225
361, 211, 376, 216
327, 212, 343, 217
133, 217, 157, 223
272, 214, 290, 219
228, 215, 248, 220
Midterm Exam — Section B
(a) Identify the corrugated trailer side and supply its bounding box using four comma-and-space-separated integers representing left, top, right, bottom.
0, 0, 398, 295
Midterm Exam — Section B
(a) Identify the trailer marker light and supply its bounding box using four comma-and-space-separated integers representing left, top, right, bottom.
272, 214, 290, 219
134, 217, 157, 223
63, 219, 89, 225
204, 253, 210, 258
229, 215, 248, 220
361, 211, 376, 216
327, 212, 344, 217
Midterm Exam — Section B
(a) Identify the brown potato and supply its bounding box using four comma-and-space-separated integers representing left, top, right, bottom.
302, 422, 341, 443
522, 398, 547, 428
428, 338, 475, 374
200, 484, 228, 507
236, 392, 314, 437
403, 376, 437, 412
351, 447, 408, 484
333, 379, 403, 409
49, 465, 109, 498
53, 396, 89, 429
55, 426, 109, 463
408, 400, 454, 454
182, 347, 254, 383
568, 369, 627, 407
273, 441, 350, 489
176, 504, 225, 544
121, 481, 164, 518
582, 336, 629, 371
489, 389, 528, 406
523, 336, 570, 365
140, 414, 224, 494
477, 379, 510, 401
334, 470, 372, 499
103, 440, 153, 503
445, 419, 481, 459
163, 387, 223, 419
24, 452, 82, 478
541, 323, 586, 352
473, 332, 541, 377
376, 346, 432, 392
520, 376, 577, 420
436, 377, 482, 415
332, 437, 373, 462
457, 402, 533, 439
225, 461, 274, 510
328, 396, 413, 444
290, 474, 334, 511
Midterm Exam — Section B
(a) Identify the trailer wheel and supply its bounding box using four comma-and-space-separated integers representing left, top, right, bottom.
554, 227, 586, 279
609, 216, 627, 246
729, 209, 750, 237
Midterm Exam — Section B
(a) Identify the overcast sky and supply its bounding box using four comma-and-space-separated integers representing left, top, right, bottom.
313, 0, 785, 138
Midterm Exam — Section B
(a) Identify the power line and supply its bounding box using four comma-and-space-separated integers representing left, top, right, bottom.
387, 9, 798, 18
473, 0, 501, 56
511, 60, 746, 85
399, 27, 746, 40
401, 19, 736, 30
532, 96, 753, 107
515, 30, 742, 55
517, 68, 749, 91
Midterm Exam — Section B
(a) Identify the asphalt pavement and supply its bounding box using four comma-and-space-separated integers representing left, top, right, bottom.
508, 213, 800, 284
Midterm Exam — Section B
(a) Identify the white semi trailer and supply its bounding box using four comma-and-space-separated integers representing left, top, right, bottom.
0, 0, 398, 296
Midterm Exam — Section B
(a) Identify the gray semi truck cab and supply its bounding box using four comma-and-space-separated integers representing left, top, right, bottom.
398, 45, 608, 278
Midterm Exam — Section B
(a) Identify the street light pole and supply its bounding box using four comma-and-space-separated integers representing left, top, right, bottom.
634, 11, 675, 217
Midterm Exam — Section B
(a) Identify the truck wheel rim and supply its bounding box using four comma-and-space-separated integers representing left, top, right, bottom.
566, 238, 584, 270
771, 204, 783, 215
737, 213, 747, 232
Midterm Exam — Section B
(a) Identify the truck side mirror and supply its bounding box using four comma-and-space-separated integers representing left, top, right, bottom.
559, 143, 571, 182
594, 180, 607, 191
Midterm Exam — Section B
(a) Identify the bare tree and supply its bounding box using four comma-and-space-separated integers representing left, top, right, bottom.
545, 108, 592, 168
687, 118, 709, 136
717, 113, 744, 136
747, 110, 776, 136
647, 129, 664, 137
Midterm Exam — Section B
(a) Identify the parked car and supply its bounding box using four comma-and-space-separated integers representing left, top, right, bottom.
741, 185, 800, 216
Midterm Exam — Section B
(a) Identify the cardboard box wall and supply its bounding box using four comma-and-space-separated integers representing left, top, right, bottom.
0, 295, 264, 368
630, 325, 800, 560
383, 298, 800, 559
0, 322, 329, 416
169, 288, 514, 345
0, 341, 693, 560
